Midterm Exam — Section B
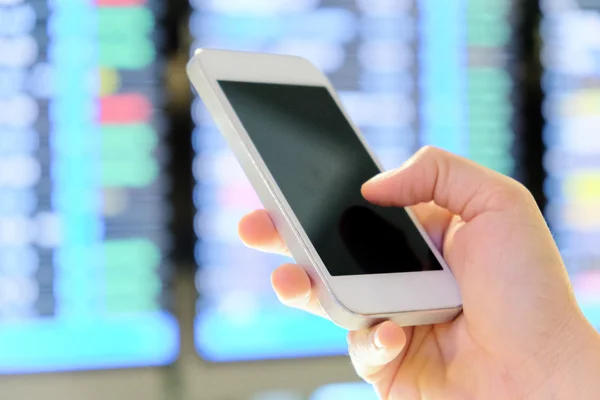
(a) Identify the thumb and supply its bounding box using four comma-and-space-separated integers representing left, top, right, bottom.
362, 146, 533, 222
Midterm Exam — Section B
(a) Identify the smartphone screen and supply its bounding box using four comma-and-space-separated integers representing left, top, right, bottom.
219, 81, 443, 276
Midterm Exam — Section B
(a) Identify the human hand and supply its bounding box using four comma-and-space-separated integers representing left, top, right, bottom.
238, 146, 600, 400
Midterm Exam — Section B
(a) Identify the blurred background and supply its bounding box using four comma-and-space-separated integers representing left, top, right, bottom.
0, 0, 598, 398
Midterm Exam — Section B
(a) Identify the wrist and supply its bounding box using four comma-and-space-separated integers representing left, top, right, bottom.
540, 319, 600, 400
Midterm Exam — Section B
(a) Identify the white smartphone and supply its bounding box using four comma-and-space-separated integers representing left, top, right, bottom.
187, 49, 462, 330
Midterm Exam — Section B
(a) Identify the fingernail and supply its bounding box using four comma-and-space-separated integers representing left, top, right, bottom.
374, 328, 384, 349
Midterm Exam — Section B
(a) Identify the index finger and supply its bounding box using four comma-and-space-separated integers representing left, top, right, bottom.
238, 210, 291, 256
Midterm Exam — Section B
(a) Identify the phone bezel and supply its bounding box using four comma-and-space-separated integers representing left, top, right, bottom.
187, 48, 461, 317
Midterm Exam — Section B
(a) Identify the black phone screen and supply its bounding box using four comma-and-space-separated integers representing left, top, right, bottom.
219, 81, 443, 276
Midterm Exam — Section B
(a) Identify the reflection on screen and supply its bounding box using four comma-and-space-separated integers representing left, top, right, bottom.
541, 1, 600, 328
0, 0, 177, 374
190, 0, 519, 361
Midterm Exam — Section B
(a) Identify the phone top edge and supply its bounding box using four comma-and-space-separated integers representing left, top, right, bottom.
188, 47, 318, 71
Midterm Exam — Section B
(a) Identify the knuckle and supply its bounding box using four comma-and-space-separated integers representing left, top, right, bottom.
413, 146, 451, 176
416, 145, 442, 159
505, 180, 534, 203
483, 180, 533, 211
512, 180, 537, 203
416, 145, 455, 161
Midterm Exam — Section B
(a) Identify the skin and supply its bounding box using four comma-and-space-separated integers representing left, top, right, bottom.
237, 147, 600, 400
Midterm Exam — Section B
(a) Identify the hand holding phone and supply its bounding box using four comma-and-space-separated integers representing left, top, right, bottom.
238, 146, 600, 400
187, 49, 461, 330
